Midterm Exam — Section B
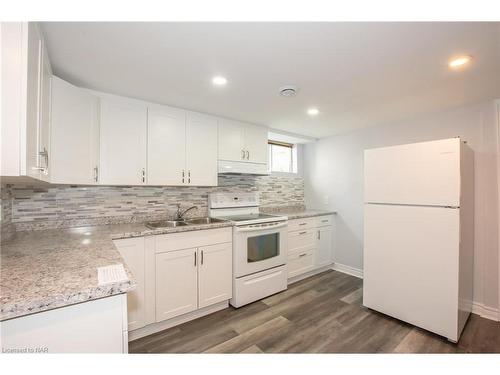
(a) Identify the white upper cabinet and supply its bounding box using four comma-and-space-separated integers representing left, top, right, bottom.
99, 97, 147, 185
186, 112, 218, 186
147, 107, 218, 186
1, 22, 52, 180
244, 124, 268, 164
218, 120, 246, 162
147, 105, 186, 186
24, 23, 43, 180
218, 119, 268, 164
50, 77, 100, 184
37, 38, 52, 182
1, 23, 23, 176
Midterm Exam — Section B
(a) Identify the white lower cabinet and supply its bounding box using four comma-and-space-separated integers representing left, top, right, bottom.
155, 235, 233, 322
315, 226, 334, 268
287, 215, 335, 280
114, 227, 232, 337
113, 237, 146, 331
0, 294, 128, 353
155, 247, 199, 321
198, 242, 232, 308
287, 248, 315, 278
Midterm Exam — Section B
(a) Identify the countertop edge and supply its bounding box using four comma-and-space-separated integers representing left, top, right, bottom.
0, 279, 136, 322
110, 221, 234, 240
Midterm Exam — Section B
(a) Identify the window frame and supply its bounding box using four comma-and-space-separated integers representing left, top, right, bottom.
268, 140, 296, 174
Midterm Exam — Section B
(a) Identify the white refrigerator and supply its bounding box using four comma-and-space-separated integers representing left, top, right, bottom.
363, 137, 474, 342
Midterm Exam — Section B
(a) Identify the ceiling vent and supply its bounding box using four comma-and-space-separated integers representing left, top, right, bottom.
279, 85, 299, 97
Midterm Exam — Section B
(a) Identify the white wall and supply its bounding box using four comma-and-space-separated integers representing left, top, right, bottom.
303, 100, 499, 312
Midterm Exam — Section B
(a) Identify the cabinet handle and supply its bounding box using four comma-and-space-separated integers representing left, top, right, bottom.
318, 230, 321, 240
36, 148, 49, 174
94, 166, 99, 183
182, 170, 185, 184
194, 251, 197, 266
201, 250, 204, 265
246, 150, 249, 160
299, 223, 307, 226
242, 150, 246, 160
188, 170, 191, 184
299, 253, 307, 257
141, 168, 145, 183
299, 231, 307, 235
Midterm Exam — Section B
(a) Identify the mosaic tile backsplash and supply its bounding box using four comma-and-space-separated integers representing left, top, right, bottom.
0, 174, 304, 232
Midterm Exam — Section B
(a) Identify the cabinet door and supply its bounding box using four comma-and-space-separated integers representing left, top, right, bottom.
114, 238, 146, 331
100, 98, 147, 185
156, 248, 198, 322
198, 242, 232, 309
244, 124, 268, 164
186, 112, 218, 186
51, 77, 100, 184
37, 38, 52, 182
218, 119, 245, 162
288, 248, 315, 278
315, 226, 333, 268
24, 23, 43, 179
147, 105, 186, 185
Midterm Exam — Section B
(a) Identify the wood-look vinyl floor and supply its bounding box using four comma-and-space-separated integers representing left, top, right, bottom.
129, 270, 500, 354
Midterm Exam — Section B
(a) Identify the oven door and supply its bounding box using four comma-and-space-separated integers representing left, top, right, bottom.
233, 221, 288, 278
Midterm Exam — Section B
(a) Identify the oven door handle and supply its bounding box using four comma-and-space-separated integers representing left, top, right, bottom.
235, 222, 288, 233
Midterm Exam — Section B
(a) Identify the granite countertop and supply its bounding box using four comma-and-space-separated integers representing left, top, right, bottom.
262, 206, 337, 220
0, 220, 233, 321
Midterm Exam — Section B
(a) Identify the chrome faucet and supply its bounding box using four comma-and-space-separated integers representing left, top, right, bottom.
174, 204, 198, 221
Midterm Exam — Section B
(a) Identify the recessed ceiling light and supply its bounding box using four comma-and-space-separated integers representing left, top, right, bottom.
212, 76, 227, 86
307, 108, 319, 116
448, 55, 472, 69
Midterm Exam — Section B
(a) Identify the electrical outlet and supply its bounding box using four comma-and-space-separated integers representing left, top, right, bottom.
323, 195, 329, 205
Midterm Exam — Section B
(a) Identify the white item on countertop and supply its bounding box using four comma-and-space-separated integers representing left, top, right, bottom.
97, 264, 128, 285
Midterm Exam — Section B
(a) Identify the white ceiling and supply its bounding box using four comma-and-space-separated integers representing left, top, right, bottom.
41, 22, 500, 139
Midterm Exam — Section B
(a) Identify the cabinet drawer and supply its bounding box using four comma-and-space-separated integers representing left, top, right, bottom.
288, 218, 316, 232
287, 248, 315, 278
288, 229, 316, 252
316, 215, 334, 227
155, 227, 232, 254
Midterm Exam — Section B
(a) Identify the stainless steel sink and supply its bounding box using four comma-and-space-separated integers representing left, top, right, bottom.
145, 220, 188, 229
184, 217, 226, 225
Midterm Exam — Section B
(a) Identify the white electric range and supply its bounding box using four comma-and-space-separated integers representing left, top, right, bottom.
209, 193, 288, 307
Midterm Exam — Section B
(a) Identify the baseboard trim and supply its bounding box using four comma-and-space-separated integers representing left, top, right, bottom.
472, 302, 500, 322
287, 264, 333, 285
128, 301, 229, 341
332, 263, 364, 279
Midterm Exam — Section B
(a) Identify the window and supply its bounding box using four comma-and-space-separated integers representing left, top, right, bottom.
268, 141, 296, 173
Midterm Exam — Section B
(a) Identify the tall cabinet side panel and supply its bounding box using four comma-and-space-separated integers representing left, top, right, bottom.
458, 141, 474, 337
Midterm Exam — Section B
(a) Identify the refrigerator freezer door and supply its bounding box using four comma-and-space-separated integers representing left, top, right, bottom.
364, 138, 460, 207
363, 203, 460, 341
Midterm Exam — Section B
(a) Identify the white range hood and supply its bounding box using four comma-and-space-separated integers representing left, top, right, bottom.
218, 160, 269, 175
